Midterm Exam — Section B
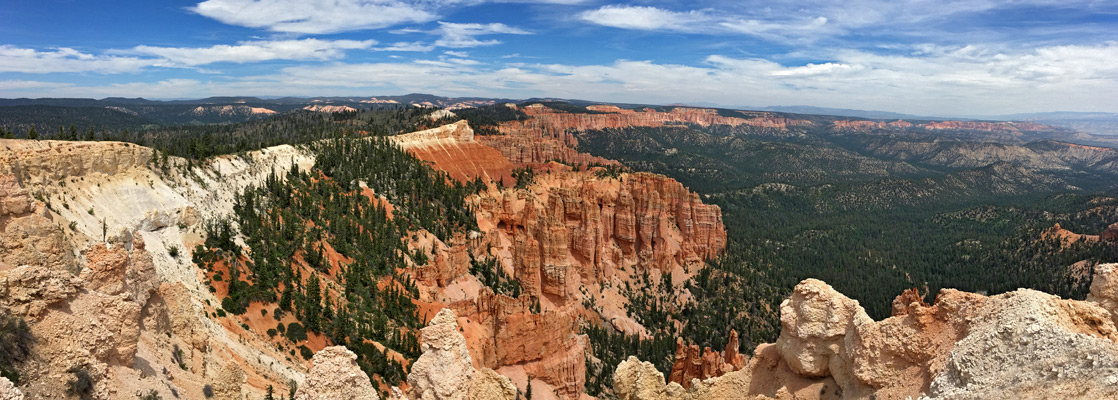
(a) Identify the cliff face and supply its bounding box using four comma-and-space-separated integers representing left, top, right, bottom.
391, 120, 514, 183
0, 139, 312, 399
482, 104, 812, 165
614, 265, 1118, 400
472, 169, 726, 302
451, 289, 587, 399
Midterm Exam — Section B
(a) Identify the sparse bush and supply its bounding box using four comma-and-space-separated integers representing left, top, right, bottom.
167, 245, 180, 258
202, 384, 214, 398
0, 316, 33, 384
66, 367, 95, 400
139, 389, 162, 400
171, 344, 186, 370
298, 345, 313, 360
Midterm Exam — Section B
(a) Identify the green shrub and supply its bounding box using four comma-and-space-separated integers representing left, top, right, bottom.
285, 322, 307, 342
298, 345, 314, 360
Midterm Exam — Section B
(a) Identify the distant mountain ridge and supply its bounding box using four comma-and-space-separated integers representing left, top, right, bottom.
4, 93, 1118, 138
758, 105, 948, 121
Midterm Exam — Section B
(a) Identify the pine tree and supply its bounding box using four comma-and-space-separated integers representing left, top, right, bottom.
304, 274, 322, 332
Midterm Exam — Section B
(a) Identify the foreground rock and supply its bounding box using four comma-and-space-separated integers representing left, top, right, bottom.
0, 377, 23, 400
295, 346, 380, 400
614, 264, 1118, 400
395, 309, 518, 400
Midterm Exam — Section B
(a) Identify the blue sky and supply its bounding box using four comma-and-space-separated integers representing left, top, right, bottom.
1, 0, 1117, 115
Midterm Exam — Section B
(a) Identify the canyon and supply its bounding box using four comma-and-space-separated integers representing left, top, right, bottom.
2, 102, 1118, 400
0, 114, 726, 399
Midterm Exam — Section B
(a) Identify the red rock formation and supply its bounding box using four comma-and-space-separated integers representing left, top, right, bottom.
472, 170, 726, 302
413, 232, 471, 287
1042, 223, 1100, 248
484, 104, 812, 164
1101, 222, 1118, 242
668, 330, 747, 388
451, 289, 587, 399
392, 120, 515, 184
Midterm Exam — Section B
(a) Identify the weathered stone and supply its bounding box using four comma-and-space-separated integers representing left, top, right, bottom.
295, 346, 379, 400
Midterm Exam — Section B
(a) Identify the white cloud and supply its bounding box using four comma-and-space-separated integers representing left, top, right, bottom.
578, 6, 711, 32
0, 39, 379, 74
0, 46, 153, 73
577, 1, 1109, 43
432, 22, 531, 48
375, 41, 436, 52
126, 39, 376, 66
189, 0, 435, 34
189, 0, 588, 34
578, 5, 834, 41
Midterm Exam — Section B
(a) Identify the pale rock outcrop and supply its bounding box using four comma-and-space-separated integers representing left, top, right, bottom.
0, 173, 75, 273
0, 265, 81, 317
614, 357, 690, 400
211, 362, 245, 400
929, 289, 1118, 399
402, 308, 518, 400
0, 377, 23, 400
620, 270, 1118, 400
466, 369, 518, 400
776, 278, 865, 379
295, 346, 380, 400
409, 309, 476, 399
1088, 263, 1118, 324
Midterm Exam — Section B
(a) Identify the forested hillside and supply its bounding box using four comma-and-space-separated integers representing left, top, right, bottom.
574, 120, 1118, 341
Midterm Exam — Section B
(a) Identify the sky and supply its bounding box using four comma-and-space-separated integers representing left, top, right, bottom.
1, 0, 1117, 116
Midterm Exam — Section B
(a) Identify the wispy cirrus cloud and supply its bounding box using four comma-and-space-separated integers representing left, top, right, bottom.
433, 22, 531, 48
578, 5, 833, 40
125, 39, 377, 66
578, 1, 1115, 44
189, 0, 435, 34
0, 39, 378, 74
189, 0, 565, 35
0, 46, 152, 74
